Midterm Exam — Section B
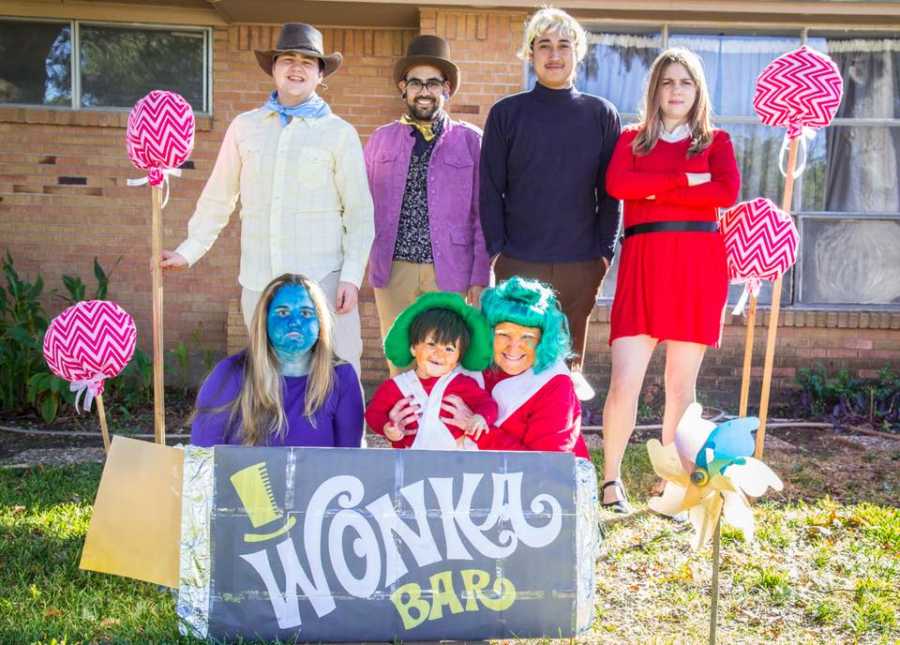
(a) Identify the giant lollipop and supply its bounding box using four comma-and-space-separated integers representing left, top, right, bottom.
44, 300, 137, 452
126, 90, 195, 192
753, 45, 843, 141
747, 47, 843, 457
721, 197, 799, 316
126, 90, 195, 446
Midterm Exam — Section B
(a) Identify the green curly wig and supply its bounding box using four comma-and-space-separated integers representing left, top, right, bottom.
480, 276, 571, 373
383, 292, 493, 371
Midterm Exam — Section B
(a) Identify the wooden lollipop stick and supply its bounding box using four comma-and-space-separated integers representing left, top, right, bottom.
738, 294, 758, 417
756, 137, 799, 458
151, 184, 166, 445
95, 393, 111, 453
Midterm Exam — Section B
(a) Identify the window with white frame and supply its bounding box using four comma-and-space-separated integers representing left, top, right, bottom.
526, 28, 900, 309
0, 19, 211, 113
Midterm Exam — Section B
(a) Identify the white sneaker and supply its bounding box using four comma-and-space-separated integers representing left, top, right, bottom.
570, 371, 596, 401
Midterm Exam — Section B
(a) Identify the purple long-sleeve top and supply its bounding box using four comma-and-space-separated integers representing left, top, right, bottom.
364, 117, 490, 292
190, 353, 364, 447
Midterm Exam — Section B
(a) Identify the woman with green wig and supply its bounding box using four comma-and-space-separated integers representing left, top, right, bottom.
442, 276, 590, 457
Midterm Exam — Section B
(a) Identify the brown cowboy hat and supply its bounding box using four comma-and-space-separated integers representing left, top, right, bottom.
393, 35, 460, 97
255, 23, 342, 78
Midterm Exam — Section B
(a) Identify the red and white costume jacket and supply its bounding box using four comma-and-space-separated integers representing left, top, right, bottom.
365, 368, 498, 450
474, 360, 589, 458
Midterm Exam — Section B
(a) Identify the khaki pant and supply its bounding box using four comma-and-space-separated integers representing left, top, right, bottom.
374, 261, 464, 374
241, 270, 363, 376
493, 254, 607, 370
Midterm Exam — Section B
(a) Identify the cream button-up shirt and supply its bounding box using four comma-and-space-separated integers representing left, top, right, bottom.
175, 108, 375, 291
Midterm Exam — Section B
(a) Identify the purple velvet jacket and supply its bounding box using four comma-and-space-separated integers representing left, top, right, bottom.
364, 116, 491, 292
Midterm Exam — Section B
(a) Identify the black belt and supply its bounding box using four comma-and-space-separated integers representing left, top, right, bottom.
623, 221, 720, 239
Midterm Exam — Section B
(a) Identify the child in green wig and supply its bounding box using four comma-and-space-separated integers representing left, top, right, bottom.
365, 292, 497, 449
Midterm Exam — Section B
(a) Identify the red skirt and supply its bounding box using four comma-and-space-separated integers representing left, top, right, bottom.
609, 230, 728, 346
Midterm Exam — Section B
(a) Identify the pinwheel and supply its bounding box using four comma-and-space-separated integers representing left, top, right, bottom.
647, 403, 783, 550
648, 403, 783, 645
125, 90, 196, 445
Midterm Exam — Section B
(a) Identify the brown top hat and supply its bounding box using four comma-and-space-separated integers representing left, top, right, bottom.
393, 35, 460, 97
255, 23, 342, 78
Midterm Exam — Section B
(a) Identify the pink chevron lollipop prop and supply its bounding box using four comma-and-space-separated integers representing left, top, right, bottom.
126, 90, 195, 202
125, 91, 192, 446
753, 46, 843, 179
43, 300, 137, 413
753, 45, 842, 140
721, 198, 798, 314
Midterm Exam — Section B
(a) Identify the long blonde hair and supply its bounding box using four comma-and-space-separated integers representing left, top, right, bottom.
632, 47, 713, 157
235, 273, 337, 445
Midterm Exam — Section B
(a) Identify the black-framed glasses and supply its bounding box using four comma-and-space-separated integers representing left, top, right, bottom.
404, 77, 445, 93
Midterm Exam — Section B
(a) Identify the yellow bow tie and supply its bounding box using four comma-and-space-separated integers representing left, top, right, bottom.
400, 114, 436, 142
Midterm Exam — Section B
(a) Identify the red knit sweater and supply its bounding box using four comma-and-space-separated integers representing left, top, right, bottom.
605, 127, 740, 225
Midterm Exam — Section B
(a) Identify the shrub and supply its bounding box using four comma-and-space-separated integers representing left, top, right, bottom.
0, 252, 150, 423
795, 365, 899, 432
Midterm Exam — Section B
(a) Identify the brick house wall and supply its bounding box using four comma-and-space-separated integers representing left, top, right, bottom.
1, 6, 898, 411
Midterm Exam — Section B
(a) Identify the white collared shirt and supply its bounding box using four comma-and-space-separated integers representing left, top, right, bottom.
175, 108, 375, 290
659, 123, 692, 143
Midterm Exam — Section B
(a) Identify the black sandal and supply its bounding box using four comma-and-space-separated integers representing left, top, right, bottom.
601, 480, 633, 515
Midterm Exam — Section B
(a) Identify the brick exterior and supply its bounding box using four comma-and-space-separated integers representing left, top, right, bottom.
1, 7, 898, 411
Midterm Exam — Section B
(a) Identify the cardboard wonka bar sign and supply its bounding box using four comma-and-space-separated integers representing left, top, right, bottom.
177, 446, 584, 641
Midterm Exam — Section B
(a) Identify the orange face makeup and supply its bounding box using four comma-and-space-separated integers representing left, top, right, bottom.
493, 322, 541, 376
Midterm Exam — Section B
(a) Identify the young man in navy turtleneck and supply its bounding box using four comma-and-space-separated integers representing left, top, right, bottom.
479, 8, 621, 401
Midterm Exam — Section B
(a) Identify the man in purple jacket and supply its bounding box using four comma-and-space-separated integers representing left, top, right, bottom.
364, 35, 489, 370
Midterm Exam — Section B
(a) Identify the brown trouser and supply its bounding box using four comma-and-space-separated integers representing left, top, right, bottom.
493, 254, 607, 370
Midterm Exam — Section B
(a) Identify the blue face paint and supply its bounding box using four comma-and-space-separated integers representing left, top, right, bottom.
267, 284, 319, 366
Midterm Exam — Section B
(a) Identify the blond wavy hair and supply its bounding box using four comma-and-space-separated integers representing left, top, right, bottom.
234, 273, 337, 445
518, 7, 588, 63
632, 47, 713, 157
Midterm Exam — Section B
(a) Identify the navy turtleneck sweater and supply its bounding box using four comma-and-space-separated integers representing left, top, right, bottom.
479, 82, 621, 262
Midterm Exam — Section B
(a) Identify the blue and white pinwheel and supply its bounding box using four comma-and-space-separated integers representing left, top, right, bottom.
647, 403, 783, 550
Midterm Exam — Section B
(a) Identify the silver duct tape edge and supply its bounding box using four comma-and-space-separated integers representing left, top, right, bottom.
575, 456, 602, 633
177, 445, 215, 639
173, 448, 598, 637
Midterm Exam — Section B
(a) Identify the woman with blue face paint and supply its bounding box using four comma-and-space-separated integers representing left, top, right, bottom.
190, 273, 364, 447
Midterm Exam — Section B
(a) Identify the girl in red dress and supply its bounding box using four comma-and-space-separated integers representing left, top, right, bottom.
600, 48, 740, 512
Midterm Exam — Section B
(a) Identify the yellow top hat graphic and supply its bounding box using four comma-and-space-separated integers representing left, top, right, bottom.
229, 462, 296, 543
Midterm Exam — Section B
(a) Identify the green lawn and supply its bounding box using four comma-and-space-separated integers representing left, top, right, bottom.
1, 443, 897, 644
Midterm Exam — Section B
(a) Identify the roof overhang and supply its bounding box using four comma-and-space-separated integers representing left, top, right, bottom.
3, 0, 899, 29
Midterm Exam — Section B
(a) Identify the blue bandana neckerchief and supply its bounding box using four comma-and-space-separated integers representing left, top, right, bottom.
263, 91, 332, 126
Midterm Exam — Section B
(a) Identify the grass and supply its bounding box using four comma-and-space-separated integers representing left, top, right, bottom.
1, 442, 898, 644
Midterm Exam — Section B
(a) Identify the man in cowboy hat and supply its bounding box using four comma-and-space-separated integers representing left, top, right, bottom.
364, 35, 489, 372
161, 23, 374, 376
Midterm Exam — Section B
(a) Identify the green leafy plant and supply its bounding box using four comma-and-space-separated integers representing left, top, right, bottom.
104, 348, 153, 410
58, 256, 120, 304
166, 341, 191, 398
193, 323, 219, 377
26, 372, 72, 424
0, 253, 134, 423
0, 252, 52, 414
796, 365, 899, 432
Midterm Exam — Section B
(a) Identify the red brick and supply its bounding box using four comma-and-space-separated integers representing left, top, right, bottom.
2, 12, 898, 406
